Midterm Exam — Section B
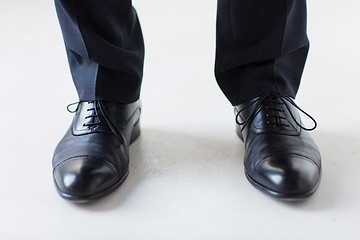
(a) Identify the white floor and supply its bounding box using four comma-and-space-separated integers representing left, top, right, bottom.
1, 1, 360, 239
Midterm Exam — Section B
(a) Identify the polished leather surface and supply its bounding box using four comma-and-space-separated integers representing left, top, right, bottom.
52, 100, 141, 201
235, 93, 321, 199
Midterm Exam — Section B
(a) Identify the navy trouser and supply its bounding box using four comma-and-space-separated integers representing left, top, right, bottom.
55, 0, 309, 105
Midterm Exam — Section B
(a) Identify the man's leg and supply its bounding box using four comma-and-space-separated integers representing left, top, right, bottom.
55, 0, 144, 103
52, 0, 144, 201
215, 0, 321, 199
216, 0, 309, 105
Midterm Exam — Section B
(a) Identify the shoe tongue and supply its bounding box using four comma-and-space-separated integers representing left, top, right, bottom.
252, 108, 280, 130
88, 102, 112, 129
88, 102, 103, 124
73, 101, 113, 134
252, 98, 300, 134
267, 95, 281, 105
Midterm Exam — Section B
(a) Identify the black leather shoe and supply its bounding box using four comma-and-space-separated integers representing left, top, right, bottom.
235, 93, 321, 200
52, 100, 141, 202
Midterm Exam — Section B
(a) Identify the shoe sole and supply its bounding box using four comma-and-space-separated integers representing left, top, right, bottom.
55, 121, 141, 203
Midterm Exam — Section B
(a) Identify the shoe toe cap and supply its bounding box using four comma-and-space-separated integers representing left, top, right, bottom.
252, 155, 321, 198
53, 157, 119, 198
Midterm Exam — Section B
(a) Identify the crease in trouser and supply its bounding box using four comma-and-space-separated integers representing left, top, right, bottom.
215, 0, 309, 106
55, 0, 309, 106
55, 0, 144, 104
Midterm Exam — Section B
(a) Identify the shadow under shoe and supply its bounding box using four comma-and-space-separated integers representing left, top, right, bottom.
52, 100, 141, 202
235, 93, 321, 200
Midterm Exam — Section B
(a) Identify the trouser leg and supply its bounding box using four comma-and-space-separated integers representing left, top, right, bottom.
215, 0, 309, 106
55, 0, 144, 103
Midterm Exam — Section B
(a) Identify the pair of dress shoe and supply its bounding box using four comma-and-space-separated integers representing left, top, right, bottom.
52, 93, 321, 202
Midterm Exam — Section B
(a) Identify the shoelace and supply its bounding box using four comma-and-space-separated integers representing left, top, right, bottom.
235, 93, 317, 132
67, 101, 105, 129
66, 101, 125, 143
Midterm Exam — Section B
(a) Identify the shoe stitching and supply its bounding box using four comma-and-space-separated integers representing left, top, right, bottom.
252, 153, 321, 171
53, 155, 117, 173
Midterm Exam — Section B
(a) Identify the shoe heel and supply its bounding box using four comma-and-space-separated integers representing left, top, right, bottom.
130, 120, 140, 143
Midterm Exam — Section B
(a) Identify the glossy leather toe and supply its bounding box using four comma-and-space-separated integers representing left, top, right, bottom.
250, 155, 320, 197
53, 157, 119, 198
